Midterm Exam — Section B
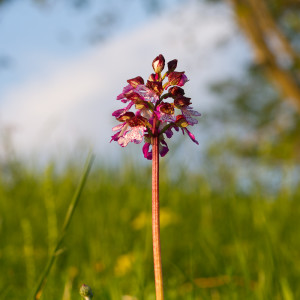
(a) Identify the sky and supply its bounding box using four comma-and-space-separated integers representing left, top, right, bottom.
0, 0, 252, 167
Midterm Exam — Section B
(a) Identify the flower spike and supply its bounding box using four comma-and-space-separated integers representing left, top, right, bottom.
111, 54, 200, 159
111, 55, 201, 300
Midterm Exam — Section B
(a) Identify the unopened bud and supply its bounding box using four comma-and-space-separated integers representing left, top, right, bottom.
167, 59, 177, 72
152, 54, 165, 73
127, 76, 144, 88
174, 96, 191, 108
168, 86, 185, 97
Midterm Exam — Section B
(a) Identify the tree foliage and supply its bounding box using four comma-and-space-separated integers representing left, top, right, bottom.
228, 0, 300, 111
207, 0, 300, 168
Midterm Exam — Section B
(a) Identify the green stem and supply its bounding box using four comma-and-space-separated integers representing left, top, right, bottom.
29, 152, 95, 300
152, 136, 164, 300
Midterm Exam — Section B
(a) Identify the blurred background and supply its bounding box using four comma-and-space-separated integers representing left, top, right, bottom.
1, 0, 300, 299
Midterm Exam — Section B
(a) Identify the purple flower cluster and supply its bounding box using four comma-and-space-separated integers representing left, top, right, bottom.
111, 54, 201, 160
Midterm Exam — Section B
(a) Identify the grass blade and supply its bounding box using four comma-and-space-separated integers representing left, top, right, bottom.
28, 152, 95, 300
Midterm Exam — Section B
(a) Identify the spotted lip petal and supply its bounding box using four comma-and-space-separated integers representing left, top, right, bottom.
181, 107, 201, 126
135, 85, 159, 104
118, 126, 146, 147
157, 112, 176, 123
167, 59, 177, 73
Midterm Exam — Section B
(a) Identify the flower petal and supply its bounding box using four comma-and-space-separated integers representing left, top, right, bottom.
184, 128, 199, 145
112, 123, 126, 131
165, 127, 174, 139
135, 85, 159, 104
117, 84, 134, 101
110, 131, 121, 142
159, 140, 169, 157
142, 142, 152, 160
157, 112, 176, 123
112, 102, 134, 118
181, 107, 201, 125
118, 126, 145, 147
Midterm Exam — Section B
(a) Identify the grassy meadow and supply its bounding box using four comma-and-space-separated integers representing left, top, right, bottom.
0, 155, 300, 300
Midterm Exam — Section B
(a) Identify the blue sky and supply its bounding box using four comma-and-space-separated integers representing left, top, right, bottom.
0, 0, 252, 166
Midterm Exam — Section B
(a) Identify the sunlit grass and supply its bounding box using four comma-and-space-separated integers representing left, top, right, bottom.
0, 158, 300, 299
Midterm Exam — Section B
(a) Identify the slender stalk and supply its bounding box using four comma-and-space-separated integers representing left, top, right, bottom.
29, 152, 95, 300
152, 136, 164, 300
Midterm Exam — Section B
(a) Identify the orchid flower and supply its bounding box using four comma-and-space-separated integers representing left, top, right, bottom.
111, 54, 201, 159
111, 54, 201, 300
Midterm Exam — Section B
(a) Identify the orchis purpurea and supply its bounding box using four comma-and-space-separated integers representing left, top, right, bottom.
111, 54, 201, 159
111, 54, 200, 300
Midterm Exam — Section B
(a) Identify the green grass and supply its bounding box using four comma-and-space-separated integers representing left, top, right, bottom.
0, 158, 300, 299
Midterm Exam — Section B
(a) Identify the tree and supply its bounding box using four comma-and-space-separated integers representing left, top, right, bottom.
228, 0, 300, 112
205, 0, 300, 181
